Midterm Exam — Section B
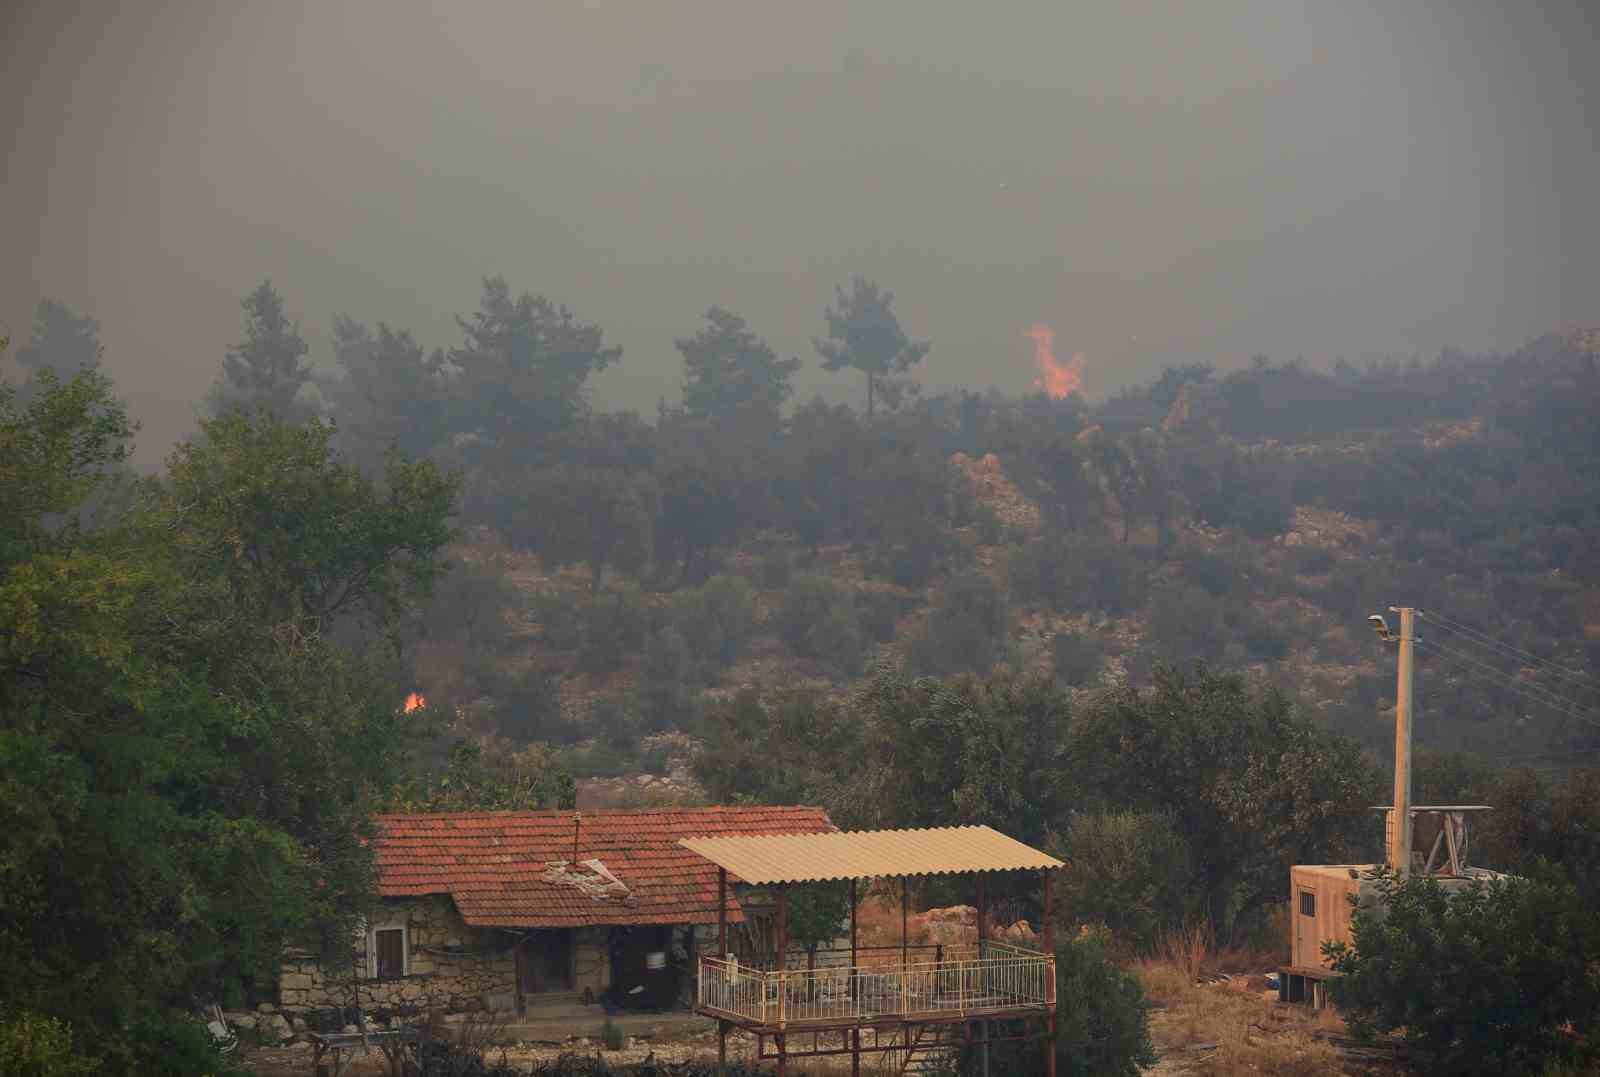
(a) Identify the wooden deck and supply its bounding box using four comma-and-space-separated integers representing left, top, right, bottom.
696, 942, 1055, 1032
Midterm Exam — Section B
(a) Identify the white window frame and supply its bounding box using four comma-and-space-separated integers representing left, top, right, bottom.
368, 922, 409, 980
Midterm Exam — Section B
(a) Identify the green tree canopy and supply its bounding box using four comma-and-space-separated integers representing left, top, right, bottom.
157, 411, 459, 633
324, 317, 451, 472
519, 465, 658, 593
1073, 665, 1377, 938
13, 300, 102, 404
450, 276, 620, 460
678, 307, 801, 424
0, 368, 135, 566
206, 280, 318, 421
813, 277, 929, 418
1328, 869, 1600, 1075
0, 380, 458, 1070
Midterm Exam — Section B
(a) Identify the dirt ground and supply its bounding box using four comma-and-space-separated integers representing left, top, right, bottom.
1134, 964, 1402, 1076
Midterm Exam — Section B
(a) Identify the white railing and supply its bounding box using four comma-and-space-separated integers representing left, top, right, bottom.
697, 946, 1054, 1027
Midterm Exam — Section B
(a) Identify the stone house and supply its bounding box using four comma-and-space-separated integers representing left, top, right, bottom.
278, 806, 834, 1019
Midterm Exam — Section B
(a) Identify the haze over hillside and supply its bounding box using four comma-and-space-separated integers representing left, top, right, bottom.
4, 0, 1596, 467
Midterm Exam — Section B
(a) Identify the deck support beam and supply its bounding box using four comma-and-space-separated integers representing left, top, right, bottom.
976, 872, 989, 1077
717, 867, 728, 1077
776, 884, 787, 1077
850, 877, 860, 1077
1044, 868, 1056, 1077
901, 877, 909, 972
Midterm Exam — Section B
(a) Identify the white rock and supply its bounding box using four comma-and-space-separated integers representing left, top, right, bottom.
287, 1041, 313, 1051
257, 1003, 276, 1014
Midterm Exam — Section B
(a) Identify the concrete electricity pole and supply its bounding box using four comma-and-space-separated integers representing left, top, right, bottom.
1388, 607, 1416, 874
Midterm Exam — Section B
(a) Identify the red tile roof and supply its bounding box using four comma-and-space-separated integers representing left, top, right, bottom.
374, 807, 835, 928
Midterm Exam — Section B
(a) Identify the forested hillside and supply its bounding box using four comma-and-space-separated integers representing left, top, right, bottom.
3, 287, 1598, 1071
338, 281, 1597, 777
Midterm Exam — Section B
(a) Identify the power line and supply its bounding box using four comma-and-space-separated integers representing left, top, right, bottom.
1421, 636, 1599, 723
1419, 609, 1596, 693
1424, 619, 1599, 713
1418, 638, 1600, 732
1494, 746, 1600, 762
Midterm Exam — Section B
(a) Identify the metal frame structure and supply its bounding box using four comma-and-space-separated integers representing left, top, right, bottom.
679, 826, 1064, 1076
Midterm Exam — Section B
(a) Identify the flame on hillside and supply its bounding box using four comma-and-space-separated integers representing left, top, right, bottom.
1027, 324, 1083, 399
402, 692, 427, 714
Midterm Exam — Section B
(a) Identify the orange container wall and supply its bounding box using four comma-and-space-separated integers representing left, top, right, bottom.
1288, 866, 1371, 968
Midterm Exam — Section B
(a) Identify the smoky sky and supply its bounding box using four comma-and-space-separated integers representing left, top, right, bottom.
3, 0, 1595, 467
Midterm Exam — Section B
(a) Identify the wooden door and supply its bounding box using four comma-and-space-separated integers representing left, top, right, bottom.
1295, 888, 1316, 967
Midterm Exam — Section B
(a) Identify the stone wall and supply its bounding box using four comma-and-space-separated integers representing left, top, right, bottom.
278, 895, 517, 1015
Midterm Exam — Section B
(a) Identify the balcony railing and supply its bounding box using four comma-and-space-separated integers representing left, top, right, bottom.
697, 941, 1054, 1027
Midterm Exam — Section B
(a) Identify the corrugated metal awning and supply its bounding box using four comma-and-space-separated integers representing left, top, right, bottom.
679, 825, 1064, 884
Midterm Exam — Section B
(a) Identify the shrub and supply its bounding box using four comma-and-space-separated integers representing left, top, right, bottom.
493, 667, 565, 742
957, 929, 1155, 1077
1060, 811, 1196, 951
855, 588, 911, 643
636, 627, 699, 732
1175, 548, 1237, 597
1327, 868, 1600, 1075
1229, 602, 1289, 660
776, 576, 865, 676
1137, 584, 1227, 669
601, 1017, 624, 1051
415, 1037, 523, 1076
0, 1009, 99, 1077
1288, 544, 1335, 575
756, 546, 793, 589
875, 541, 942, 588
1006, 535, 1148, 614
411, 555, 520, 652
669, 574, 757, 671
577, 584, 650, 674
906, 570, 1010, 677
971, 501, 1005, 545
775, 575, 843, 652
1050, 632, 1104, 688
590, 694, 639, 750
529, 591, 585, 651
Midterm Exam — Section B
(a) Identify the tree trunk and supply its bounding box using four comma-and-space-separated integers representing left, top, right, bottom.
866, 371, 875, 419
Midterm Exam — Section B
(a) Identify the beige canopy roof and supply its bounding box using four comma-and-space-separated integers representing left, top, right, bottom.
679, 825, 1064, 885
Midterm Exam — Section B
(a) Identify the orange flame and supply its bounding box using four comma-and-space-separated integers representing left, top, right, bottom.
1027, 324, 1083, 399
402, 692, 427, 714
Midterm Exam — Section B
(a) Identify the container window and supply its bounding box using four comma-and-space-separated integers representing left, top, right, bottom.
1299, 892, 1315, 917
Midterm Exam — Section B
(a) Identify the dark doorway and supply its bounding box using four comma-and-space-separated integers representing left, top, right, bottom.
519, 930, 574, 995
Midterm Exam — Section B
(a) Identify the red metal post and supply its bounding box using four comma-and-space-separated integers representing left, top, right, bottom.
718, 868, 728, 956
1043, 869, 1054, 955
849, 878, 858, 973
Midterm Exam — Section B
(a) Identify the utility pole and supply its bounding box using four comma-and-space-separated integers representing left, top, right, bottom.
1388, 606, 1416, 874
